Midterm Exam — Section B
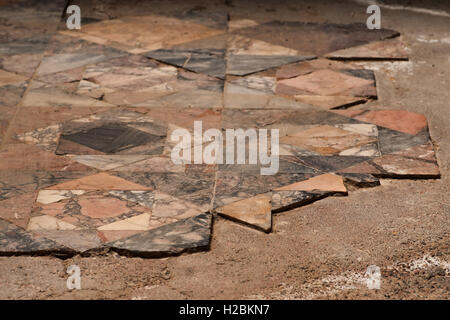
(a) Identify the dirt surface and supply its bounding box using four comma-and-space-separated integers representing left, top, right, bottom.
0, 0, 449, 300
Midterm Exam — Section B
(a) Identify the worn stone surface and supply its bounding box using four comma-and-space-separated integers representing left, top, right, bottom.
0, 2, 441, 257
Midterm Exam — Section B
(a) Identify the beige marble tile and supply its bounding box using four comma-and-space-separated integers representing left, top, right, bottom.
46, 173, 152, 190
98, 213, 151, 231
275, 173, 347, 193
27, 215, 79, 231
36, 190, 85, 205
215, 193, 272, 232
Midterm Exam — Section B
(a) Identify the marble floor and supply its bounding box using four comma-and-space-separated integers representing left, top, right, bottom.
0, 0, 440, 257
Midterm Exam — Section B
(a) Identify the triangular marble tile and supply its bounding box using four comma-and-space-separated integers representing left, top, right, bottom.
271, 190, 329, 212
97, 212, 152, 231
227, 55, 315, 76
275, 173, 347, 193
21, 86, 113, 108
36, 48, 125, 76
215, 193, 272, 232
354, 110, 427, 135
72, 155, 152, 171
46, 172, 152, 190
326, 37, 409, 60
377, 126, 430, 155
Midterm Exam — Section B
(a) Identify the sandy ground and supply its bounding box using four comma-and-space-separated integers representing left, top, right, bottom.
0, 0, 449, 299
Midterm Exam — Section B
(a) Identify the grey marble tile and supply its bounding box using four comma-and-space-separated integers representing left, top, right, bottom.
0, 219, 74, 256
108, 213, 212, 257
378, 127, 430, 155
227, 55, 315, 76
145, 48, 226, 79
272, 190, 330, 212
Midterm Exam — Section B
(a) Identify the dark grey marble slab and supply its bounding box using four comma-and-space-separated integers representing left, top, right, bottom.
108, 214, 212, 257
378, 127, 430, 155
0, 219, 74, 256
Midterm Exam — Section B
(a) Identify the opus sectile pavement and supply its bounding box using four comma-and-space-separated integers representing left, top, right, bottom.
0, 0, 440, 257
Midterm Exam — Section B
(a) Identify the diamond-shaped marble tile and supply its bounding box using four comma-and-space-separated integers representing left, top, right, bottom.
57, 123, 166, 155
